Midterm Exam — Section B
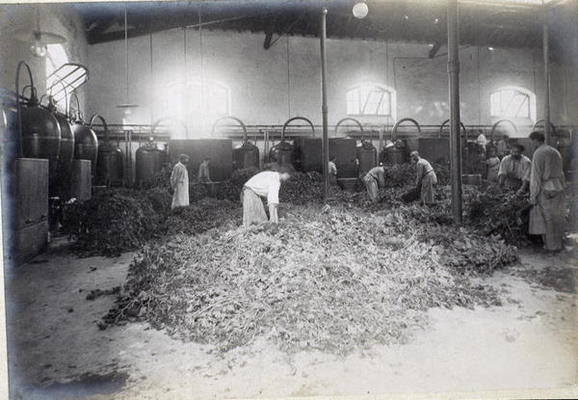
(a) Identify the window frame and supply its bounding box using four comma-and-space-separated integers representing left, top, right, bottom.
490, 86, 536, 122
346, 83, 396, 119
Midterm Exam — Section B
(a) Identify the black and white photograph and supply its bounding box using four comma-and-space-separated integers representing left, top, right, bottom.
0, 0, 577, 399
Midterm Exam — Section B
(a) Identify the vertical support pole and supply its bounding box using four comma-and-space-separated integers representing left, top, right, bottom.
543, 12, 551, 145
320, 6, 329, 202
447, 0, 463, 224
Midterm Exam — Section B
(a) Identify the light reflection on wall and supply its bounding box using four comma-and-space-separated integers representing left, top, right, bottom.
153, 77, 231, 138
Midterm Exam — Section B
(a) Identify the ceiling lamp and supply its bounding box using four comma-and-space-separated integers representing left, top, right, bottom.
352, 0, 369, 19
117, 3, 138, 110
14, 7, 66, 58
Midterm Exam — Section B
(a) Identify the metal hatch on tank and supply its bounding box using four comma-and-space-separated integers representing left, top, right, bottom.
212, 116, 259, 170
69, 92, 98, 176
333, 118, 373, 178
381, 118, 421, 165
92, 114, 123, 186
272, 116, 313, 168
135, 138, 164, 187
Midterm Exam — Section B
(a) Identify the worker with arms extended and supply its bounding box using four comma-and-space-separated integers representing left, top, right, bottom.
242, 165, 292, 226
170, 154, 190, 209
410, 151, 438, 206
498, 143, 531, 194
528, 131, 566, 253
198, 157, 212, 183
363, 164, 386, 203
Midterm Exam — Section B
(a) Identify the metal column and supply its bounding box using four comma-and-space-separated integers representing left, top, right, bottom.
447, 0, 463, 224
543, 12, 551, 144
320, 7, 329, 201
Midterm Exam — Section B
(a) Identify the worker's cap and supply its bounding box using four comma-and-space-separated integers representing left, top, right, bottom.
178, 154, 190, 162
384, 140, 395, 149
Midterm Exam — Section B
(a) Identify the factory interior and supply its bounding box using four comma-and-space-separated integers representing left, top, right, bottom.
0, 0, 577, 399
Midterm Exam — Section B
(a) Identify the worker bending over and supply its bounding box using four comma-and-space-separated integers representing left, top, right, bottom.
170, 154, 190, 209
410, 151, 437, 206
198, 157, 212, 183
242, 166, 292, 226
528, 131, 566, 252
328, 156, 338, 185
498, 143, 531, 194
364, 165, 386, 203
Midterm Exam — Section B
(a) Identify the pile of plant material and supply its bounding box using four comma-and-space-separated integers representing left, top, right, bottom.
102, 205, 513, 355
217, 167, 260, 201
62, 189, 164, 257
165, 198, 241, 236
142, 187, 172, 217
465, 184, 531, 245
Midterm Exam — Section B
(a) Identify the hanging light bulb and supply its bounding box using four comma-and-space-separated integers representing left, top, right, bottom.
352, 0, 369, 19
14, 7, 65, 58
30, 32, 47, 57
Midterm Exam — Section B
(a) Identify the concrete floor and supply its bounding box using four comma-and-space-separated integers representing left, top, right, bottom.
4, 240, 578, 400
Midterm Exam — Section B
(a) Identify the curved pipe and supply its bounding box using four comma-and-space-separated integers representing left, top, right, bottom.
490, 119, 518, 140
21, 84, 37, 101
282, 116, 315, 141
392, 118, 421, 140
89, 114, 109, 141
211, 116, 248, 141
48, 80, 70, 116
439, 119, 467, 136
150, 117, 189, 138
16, 61, 35, 157
532, 119, 556, 134
335, 117, 364, 136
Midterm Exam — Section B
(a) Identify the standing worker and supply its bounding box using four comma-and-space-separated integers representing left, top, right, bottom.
498, 143, 531, 194
198, 157, 212, 183
170, 154, 190, 209
363, 165, 386, 203
496, 134, 511, 158
528, 131, 566, 252
484, 146, 501, 182
410, 151, 437, 206
328, 156, 338, 185
242, 165, 292, 226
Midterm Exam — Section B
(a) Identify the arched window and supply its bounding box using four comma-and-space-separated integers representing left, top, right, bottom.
45, 44, 69, 107
490, 86, 536, 121
346, 83, 395, 118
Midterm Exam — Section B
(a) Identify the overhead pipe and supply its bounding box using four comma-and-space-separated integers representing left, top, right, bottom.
320, 6, 329, 202
447, 0, 463, 224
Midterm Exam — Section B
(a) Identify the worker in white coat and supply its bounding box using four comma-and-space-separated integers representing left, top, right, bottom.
242, 166, 292, 226
170, 154, 190, 209
363, 165, 386, 203
528, 131, 566, 252
410, 151, 437, 205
